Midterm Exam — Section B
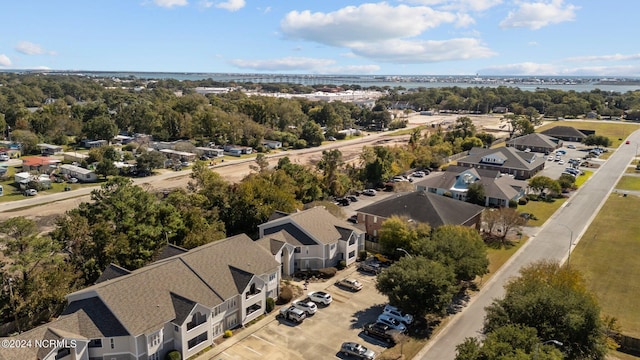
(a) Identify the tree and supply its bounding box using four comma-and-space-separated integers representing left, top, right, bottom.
83, 115, 118, 141
300, 121, 324, 147
484, 260, 608, 360
376, 256, 457, 318
250, 153, 270, 173
423, 225, 489, 282
317, 149, 344, 196
528, 176, 561, 197
10, 129, 39, 154
378, 216, 418, 256
583, 134, 611, 148
466, 183, 486, 206
495, 207, 526, 243
136, 150, 167, 173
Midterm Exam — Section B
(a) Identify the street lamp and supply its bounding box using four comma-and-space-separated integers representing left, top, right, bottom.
534, 339, 563, 359
396, 248, 412, 258
557, 223, 573, 267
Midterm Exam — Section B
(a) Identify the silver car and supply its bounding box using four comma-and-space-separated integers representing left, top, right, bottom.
340, 342, 375, 360
293, 300, 317, 315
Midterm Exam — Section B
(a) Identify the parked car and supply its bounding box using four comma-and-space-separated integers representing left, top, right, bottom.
340, 342, 376, 360
547, 156, 554, 161
567, 144, 576, 149
308, 291, 333, 306
374, 253, 392, 265
68, 177, 78, 183
362, 189, 377, 196
358, 262, 381, 275
392, 175, 409, 182
377, 314, 407, 332
278, 306, 306, 323
383, 305, 414, 325
336, 197, 350, 206
0, 154, 9, 161
363, 322, 397, 344
336, 278, 363, 291
24, 189, 37, 196
558, 160, 565, 165
327, 136, 337, 141
293, 300, 317, 315
626, 140, 631, 144
411, 171, 427, 177
347, 195, 358, 202
347, 215, 358, 224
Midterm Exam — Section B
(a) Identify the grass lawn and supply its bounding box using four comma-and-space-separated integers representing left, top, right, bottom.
616, 176, 640, 191
481, 237, 528, 284
625, 167, 640, 174
571, 194, 640, 338
575, 170, 593, 187
388, 125, 427, 136
609, 350, 640, 360
537, 121, 640, 148
517, 197, 567, 227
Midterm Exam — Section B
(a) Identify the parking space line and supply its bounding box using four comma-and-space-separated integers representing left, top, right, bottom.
220, 351, 238, 359
251, 334, 276, 347
242, 345, 262, 356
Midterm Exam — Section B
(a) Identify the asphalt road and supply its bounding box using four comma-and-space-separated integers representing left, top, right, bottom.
416, 131, 640, 359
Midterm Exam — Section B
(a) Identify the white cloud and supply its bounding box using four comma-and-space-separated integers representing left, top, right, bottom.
350, 38, 496, 63
199, 0, 213, 8
479, 62, 559, 75
281, 3, 457, 47
401, 0, 503, 12
229, 57, 336, 71
455, 13, 475, 27
15, 41, 55, 56
500, 0, 578, 30
216, 0, 245, 12
153, 0, 188, 8
564, 53, 640, 63
0, 54, 11, 67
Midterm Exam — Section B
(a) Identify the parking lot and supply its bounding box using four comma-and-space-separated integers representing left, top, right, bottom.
213, 267, 391, 360
536, 141, 605, 180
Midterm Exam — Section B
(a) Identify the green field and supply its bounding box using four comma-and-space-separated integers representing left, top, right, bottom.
616, 176, 640, 191
571, 194, 640, 337
517, 197, 567, 227
537, 121, 640, 148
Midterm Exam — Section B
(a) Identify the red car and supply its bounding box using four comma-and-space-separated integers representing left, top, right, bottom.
626, 140, 630, 144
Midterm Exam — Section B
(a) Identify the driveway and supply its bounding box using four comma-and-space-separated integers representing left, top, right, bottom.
204, 267, 391, 360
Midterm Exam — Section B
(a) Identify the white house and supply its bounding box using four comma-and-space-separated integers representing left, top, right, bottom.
59, 164, 98, 182
2, 234, 281, 360
257, 207, 364, 276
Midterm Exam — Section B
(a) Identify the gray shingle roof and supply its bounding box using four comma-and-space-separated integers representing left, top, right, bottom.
540, 126, 587, 139
460, 147, 546, 171
356, 191, 484, 228
170, 292, 197, 326
261, 207, 359, 245
506, 133, 559, 149
255, 237, 286, 255
94, 263, 131, 284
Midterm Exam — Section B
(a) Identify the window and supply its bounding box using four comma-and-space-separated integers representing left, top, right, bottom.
110, 339, 114, 349
348, 236, 355, 245
213, 323, 223, 338
373, 216, 378, 223
187, 312, 207, 331
269, 273, 276, 281
348, 251, 356, 258
149, 353, 159, 360
373, 229, 377, 237
174, 325, 179, 332
187, 332, 208, 349
330, 244, 336, 250
88, 339, 102, 348
148, 333, 161, 347
294, 247, 301, 253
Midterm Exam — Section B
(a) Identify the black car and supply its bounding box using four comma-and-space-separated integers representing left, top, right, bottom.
348, 215, 358, 224
347, 195, 358, 202
358, 262, 381, 275
336, 198, 350, 206
363, 322, 397, 344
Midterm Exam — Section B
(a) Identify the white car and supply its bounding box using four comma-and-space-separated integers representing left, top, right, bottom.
377, 314, 407, 332
558, 160, 565, 165
24, 188, 38, 196
383, 305, 414, 325
392, 176, 409, 182
547, 156, 554, 161
0, 154, 9, 161
337, 278, 363, 291
411, 171, 426, 178
308, 291, 333, 305
567, 144, 576, 149
293, 300, 317, 315
362, 189, 377, 196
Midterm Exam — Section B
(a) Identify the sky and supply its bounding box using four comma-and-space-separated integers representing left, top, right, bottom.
1, 0, 639, 76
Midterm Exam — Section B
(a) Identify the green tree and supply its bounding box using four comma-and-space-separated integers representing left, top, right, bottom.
378, 216, 418, 256
136, 150, 167, 173
583, 134, 611, 148
422, 225, 489, 282
10, 129, 39, 154
300, 121, 325, 147
484, 260, 608, 360
83, 115, 118, 141
528, 176, 561, 197
376, 256, 457, 318
466, 183, 486, 206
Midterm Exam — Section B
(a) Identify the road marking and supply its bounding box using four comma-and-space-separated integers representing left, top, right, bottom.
220, 351, 237, 359
251, 334, 276, 347
242, 345, 262, 356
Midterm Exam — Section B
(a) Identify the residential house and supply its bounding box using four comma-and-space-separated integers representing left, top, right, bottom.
456, 146, 546, 180
59, 164, 98, 182
261, 140, 282, 150
22, 156, 60, 173
257, 207, 364, 276
540, 126, 588, 142
415, 165, 528, 207
355, 191, 484, 251
0, 234, 281, 360
37, 143, 63, 156
505, 133, 561, 154
223, 145, 253, 157
150, 140, 193, 151
62, 152, 89, 163
196, 147, 224, 158
81, 139, 108, 148
159, 149, 197, 162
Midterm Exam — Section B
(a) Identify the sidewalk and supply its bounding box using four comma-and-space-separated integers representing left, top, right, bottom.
193, 266, 359, 360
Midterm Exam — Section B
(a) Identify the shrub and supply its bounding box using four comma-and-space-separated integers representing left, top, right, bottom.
335, 132, 347, 140
508, 199, 518, 208
318, 267, 337, 278
358, 250, 368, 262
223, 330, 233, 338
293, 139, 307, 149
277, 286, 293, 304
518, 197, 528, 205
266, 297, 275, 313
164, 350, 181, 360
337, 260, 346, 270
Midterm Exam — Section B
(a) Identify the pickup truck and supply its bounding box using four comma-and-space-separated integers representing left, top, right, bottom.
363, 322, 397, 344
278, 306, 306, 323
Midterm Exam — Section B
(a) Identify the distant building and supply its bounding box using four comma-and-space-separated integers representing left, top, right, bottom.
505, 133, 561, 153
22, 156, 60, 173
37, 143, 63, 156
456, 146, 546, 180
540, 126, 588, 142
59, 164, 98, 182
261, 140, 282, 149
